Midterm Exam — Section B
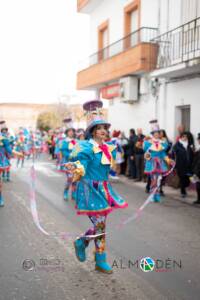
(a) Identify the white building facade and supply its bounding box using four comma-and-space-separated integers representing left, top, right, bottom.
77, 0, 200, 140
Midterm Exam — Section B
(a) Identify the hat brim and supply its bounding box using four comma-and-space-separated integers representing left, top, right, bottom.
86, 120, 111, 135
83, 100, 103, 111
151, 130, 160, 134
63, 118, 72, 123
65, 127, 75, 133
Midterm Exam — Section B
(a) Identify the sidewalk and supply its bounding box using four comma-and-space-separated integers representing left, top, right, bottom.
119, 176, 198, 206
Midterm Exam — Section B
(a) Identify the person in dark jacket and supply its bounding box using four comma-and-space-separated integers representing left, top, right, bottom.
120, 132, 129, 175
134, 128, 145, 181
173, 132, 194, 197
192, 133, 200, 204
127, 129, 137, 179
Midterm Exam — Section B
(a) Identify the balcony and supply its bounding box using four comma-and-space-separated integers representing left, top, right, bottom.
151, 17, 200, 78
77, 0, 99, 13
77, 27, 158, 90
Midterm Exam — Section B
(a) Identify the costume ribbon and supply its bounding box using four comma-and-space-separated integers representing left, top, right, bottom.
98, 144, 111, 162
29, 160, 176, 241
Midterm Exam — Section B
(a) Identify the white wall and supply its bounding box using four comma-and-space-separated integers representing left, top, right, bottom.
159, 0, 200, 35
140, 0, 159, 28
159, 0, 182, 34
108, 77, 200, 142
108, 93, 156, 136
158, 77, 200, 142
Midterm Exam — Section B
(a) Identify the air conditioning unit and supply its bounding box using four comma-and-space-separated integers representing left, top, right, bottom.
119, 76, 138, 103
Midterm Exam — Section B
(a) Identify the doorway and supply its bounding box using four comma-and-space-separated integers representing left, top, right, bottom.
175, 105, 191, 135
181, 106, 190, 131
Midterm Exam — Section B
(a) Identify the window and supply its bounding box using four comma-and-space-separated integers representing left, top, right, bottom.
98, 20, 109, 61
102, 28, 108, 49
175, 105, 191, 133
124, 0, 140, 50
130, 9, 139, 32
181, 106, 190, 131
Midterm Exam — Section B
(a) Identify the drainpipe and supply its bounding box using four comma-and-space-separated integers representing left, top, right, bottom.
163, 79, 167, 129
155, 95, 158, 120
153, 78, 159, 119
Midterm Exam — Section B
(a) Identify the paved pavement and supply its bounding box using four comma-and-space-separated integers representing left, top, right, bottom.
119, 175, 197, 205
0, 156, 200, 300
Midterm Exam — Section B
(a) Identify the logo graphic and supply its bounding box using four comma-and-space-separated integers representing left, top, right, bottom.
140, 257, 155, 272
22, 259, 35, 271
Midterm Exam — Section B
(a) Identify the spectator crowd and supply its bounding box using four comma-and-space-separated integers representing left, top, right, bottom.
98, 125, 200, 205
32, 124, 200, 205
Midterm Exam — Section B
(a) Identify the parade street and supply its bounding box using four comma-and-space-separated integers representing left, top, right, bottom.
0, 156, 199, 300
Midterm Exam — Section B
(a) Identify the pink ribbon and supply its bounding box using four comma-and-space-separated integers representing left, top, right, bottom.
28, 160, 176, 241
99, 144, 111, 162
71, 140, 76, 145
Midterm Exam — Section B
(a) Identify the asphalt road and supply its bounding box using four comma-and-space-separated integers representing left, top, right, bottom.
0, 155, 200, 300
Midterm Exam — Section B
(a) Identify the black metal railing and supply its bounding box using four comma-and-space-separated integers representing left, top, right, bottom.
79, 27, 158, 70
152, 17, 200, 69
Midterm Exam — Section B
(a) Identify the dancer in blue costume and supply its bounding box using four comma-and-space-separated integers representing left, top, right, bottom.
27, 131, 35, 160
65, 100, 128, 274
68, 129, 86, 201
1, 126, 11, 182
34, 130, 43, 159
54, 128, 65, 168
143, 120, 171, 202
60, 119, 77, 201
0, 121, 23, 206
15, 129, 27, 167
76, 128, 85, 141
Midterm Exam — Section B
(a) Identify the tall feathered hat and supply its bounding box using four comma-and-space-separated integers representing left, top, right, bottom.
83, 100, 110, 135
0, 120, 8, 133
63, 117, 73, 127
63, 117, 75, 134
149, 119, 160, 134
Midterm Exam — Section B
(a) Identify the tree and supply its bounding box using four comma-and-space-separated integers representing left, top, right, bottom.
36, 111, 60, 131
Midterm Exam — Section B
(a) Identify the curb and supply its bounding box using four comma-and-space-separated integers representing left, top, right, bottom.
117, 176, 199, 207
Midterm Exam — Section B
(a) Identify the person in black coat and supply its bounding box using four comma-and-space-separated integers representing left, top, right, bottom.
192, 133, 200, 204
120, 132, 129, 175
173, 132, 194, 197
134, 128, 145, 181
127, 128, 137, 179
185, 131, 195, 151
